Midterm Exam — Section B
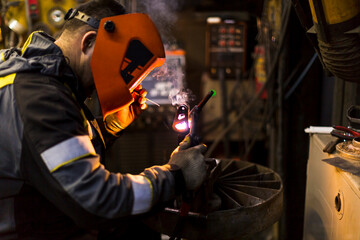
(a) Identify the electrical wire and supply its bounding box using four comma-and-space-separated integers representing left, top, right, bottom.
283, 55, 307, 89
285, 53, 318, 99
205, 0, 293, 158
243, 99, 270, 160
201, 68, 254, 140
242, 51, 319, 159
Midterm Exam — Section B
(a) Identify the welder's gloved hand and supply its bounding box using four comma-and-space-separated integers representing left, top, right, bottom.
169, 136, 207, 191
104, 85, 147, 135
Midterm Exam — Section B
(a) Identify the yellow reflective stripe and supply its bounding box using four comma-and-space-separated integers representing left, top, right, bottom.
50, 153, 96, 173
0, 73, 16, 88
87, 120, 93, 140
80, 108, 88, 128
21, 33, 33, 54
1, 52, 5, 62
21, 31, 42, 54
41, 135, 96, 172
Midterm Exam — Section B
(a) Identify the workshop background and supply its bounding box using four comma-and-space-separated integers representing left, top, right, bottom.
1, 0, 359, 239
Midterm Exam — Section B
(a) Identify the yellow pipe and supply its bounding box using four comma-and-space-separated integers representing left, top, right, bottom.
309, 0, 360, 25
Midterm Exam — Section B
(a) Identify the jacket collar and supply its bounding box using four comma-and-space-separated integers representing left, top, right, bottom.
0, 31, 73, 78
0, 31, 87, 101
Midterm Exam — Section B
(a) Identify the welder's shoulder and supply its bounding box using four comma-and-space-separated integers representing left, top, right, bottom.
13, 72, 70, 96
13, 72, 87, 152
13, 72, 78, 114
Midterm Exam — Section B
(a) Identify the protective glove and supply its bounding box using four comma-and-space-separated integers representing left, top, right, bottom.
169, 136, 207, 190
104, 85, 147, 135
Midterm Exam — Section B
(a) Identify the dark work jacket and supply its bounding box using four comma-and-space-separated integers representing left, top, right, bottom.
0, 31, 182, 239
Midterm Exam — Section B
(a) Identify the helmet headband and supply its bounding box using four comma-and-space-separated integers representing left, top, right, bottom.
64, 8, 100, 29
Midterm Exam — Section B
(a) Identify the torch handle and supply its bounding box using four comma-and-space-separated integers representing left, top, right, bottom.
170, 90, 216, 239
190, 90, 215, 115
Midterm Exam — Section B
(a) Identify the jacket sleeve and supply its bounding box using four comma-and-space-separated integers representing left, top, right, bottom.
14, 73, 183, 227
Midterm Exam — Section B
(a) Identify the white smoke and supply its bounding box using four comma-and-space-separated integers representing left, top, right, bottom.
139, 0, 183, 42
139, 0, 195, 106
169, 88, 195, 106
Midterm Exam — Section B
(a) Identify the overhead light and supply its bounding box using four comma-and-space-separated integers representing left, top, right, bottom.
207, 17, 221, 24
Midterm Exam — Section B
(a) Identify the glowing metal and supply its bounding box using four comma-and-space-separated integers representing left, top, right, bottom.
175, 121, 189, 131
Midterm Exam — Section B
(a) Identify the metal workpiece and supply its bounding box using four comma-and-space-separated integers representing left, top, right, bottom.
144, 159, 283, 239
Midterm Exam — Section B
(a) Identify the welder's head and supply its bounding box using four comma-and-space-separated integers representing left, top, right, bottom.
61, 0, 126, 33
62, 0, 165, 119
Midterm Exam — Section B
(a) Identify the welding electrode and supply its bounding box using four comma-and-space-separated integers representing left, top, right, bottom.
145, 98, 160, 107
133, 92, 160, 107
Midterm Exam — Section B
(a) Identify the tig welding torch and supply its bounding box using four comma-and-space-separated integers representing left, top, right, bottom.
189, 90, 215, 146
170, 90, 216, 240
172, 90, 216, 144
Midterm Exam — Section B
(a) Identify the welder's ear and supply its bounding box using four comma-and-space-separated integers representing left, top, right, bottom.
81, 31, 97, 54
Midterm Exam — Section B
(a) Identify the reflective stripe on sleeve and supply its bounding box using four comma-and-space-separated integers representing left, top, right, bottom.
40, 135, 96, 172
127, 174, 153, 215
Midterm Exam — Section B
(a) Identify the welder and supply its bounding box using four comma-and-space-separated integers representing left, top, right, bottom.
0, 0, 207, 239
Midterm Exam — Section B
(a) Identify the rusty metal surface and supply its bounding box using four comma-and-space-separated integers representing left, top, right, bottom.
143, 159, 283, 240
323, 157, 360, 176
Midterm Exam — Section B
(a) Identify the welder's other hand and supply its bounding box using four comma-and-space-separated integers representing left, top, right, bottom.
169, 136, 207, 190
104, 86, 147, 135
132, 85, 148, 111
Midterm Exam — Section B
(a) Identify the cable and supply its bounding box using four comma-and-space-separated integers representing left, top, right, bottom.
205, 0, 293, 158
243, 100, 270, 160
284, 53, 318, 99
242, 51, 319, 158
283, 56, 306, 89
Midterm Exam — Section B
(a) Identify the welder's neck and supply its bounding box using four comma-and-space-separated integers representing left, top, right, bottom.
55, 33, 82, 72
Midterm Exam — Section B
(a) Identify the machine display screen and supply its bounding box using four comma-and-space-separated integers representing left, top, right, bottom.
142, 51, 185, 105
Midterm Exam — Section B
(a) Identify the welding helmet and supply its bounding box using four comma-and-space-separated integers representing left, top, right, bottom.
64, 8, 165, 119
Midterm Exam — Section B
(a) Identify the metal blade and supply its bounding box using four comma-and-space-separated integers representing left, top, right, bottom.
322, 157, 360, 176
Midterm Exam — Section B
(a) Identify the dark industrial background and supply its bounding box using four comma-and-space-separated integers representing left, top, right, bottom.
2, 0, 359, 239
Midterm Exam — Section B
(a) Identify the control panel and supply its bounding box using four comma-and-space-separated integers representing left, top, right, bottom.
206, 18, 247, 78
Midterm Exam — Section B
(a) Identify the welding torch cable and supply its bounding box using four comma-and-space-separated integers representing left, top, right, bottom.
205, 0, 292, 158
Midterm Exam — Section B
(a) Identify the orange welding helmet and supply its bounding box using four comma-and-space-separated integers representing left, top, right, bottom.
65, 8, 165, 119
